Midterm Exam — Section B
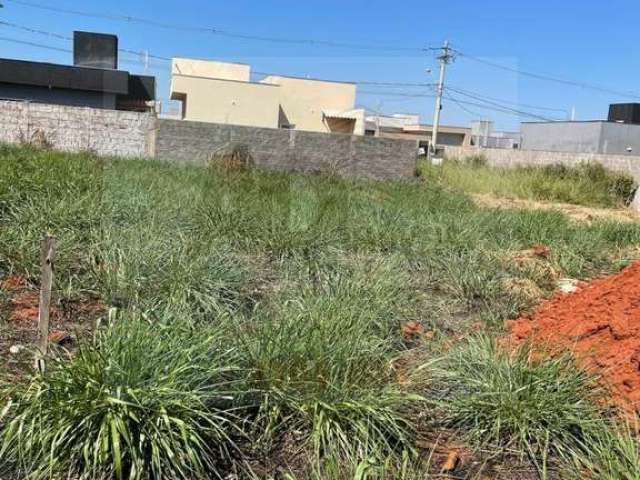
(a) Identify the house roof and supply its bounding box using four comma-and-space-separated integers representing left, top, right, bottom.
260, 74, 356, 86
323, 110, 360, 120
0, 57, 129, 95
402, 124, 471, 134
172, 73, 280, 87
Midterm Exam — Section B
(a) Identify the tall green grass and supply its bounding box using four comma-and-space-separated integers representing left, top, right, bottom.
0, 145, 103, 289
426, 336, 606, 475
280, 451, 432, 480
571, 424, 640, 479
2, 145, 640, 478
0, 314, 247, 480
237, 256, 419, 463
419, 156, 637, 208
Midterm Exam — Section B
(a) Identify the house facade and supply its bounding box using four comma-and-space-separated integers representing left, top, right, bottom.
364, 112, 472, 147
521, 121, 640, 155
169, 58, 364, 135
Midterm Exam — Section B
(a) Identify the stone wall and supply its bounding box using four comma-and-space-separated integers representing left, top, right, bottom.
0, 100, 155, 157
155, 119, 418, 180
444, 145, 640, 181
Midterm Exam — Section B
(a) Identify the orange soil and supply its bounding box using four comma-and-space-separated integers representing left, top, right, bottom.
0, 275, 25, 291
7, 290, 61, 324
506, 261, 640, 412
9, 291, 42, 323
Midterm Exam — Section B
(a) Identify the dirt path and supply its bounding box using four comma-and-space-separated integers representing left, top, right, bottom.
472, 193, 640, 223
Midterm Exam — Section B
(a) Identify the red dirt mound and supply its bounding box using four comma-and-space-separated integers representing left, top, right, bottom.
506, 261, 640, 413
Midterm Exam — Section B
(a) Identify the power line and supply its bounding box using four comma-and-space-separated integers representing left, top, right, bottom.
0, 36, 166, 70
252, 70, 436, 87
0, 35, 70, 53
0, 20, 172, 61
452, 47, 640, 101
0, 22, 441, 88
447, 84, 569, 113
359, 90, 558, 121
444, 91, 557, 121
7, 0, 639, 102
445, 87, 560, 121
444, 91, 484, 118
0, 11, 600, 118
4, 0, 427, 52
359, 90, 436, 98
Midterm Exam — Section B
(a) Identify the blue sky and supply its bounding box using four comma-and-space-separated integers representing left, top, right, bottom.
1, 0, 639, 130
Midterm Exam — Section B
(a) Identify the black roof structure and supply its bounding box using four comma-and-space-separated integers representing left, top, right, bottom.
73, 31, 118, 70
0, 31, 155, 110
608, 103, 640, 125
0, 58, 129, 95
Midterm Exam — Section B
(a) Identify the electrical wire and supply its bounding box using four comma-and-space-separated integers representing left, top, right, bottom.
0, 13, 598, 120
252, 70, 435, 87
452, 48, 640, 101
0, 36, 166, 71
4, 0, 427, 52
6, 0, 639, 101
444, 92, 558, 121
444, 91, 484, 118
0, 35, 70, 53
0, 22, 439, 87
446, 84, 569, 114
359, 89, 558, 121
0, 20, 172, 61
444, 88, 558, 121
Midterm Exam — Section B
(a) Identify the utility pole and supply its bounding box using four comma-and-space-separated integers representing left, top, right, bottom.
429, 40, 454, 161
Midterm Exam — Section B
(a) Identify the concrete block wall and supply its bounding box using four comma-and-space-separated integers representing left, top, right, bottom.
155, 119, 418, 180
0, 100, 155, 157
444, 145, 640, 182
0, 100, 417, 180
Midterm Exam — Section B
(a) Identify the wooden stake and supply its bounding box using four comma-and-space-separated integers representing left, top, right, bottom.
36, 234, 55, 371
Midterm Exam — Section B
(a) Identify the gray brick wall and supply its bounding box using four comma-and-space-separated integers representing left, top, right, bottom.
0, 100, 155, 157
0, 101, 417, 180
155, 119, 418, 180
445, 145, 640, 182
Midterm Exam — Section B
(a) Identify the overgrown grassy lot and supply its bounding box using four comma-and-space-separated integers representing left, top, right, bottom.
2, 145, 640, 479
419, 155, 637, 208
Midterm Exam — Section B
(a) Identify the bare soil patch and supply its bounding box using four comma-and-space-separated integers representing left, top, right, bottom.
473, 193, 640, 223
0, 275, 104, 378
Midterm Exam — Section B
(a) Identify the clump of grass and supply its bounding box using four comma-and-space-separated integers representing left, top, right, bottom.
281, 451, 432, 480
426, 336, 604, 472
0, 145, 103, 287
237, 256, 419, 464
0, 314, 247, 480
536, 163, 636, 206
466, 154, 488, 168
95, 229, 247, 318
570, 424, 640, 480
419, 158, 637, 208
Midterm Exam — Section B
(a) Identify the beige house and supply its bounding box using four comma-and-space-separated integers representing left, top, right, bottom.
169, 58, 363, 134
364, 112, 472, 146
170, 58, 280, 128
